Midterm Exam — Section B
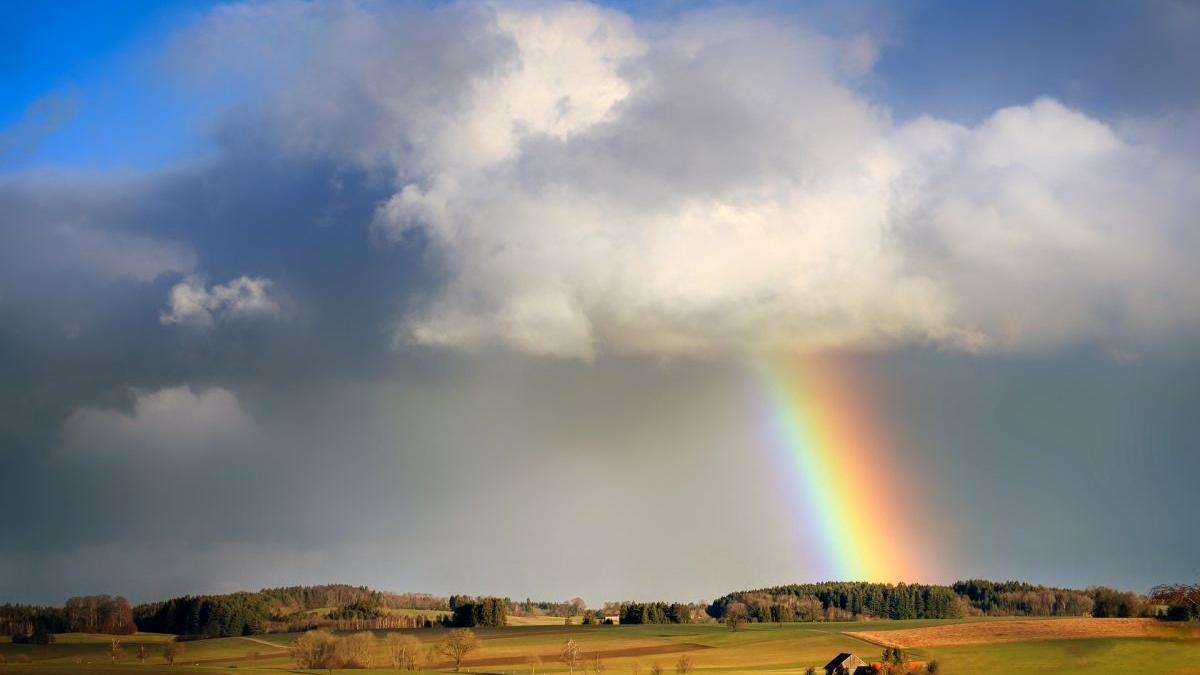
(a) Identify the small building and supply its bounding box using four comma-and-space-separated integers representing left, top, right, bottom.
602, 614, 620, 624
823, 653, 869, 675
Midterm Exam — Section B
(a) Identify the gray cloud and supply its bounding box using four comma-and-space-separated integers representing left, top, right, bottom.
0, 178, 195, 287
59, 385, 255, 459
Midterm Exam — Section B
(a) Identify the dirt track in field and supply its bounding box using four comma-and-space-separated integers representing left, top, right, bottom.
845, 618, 1168, 648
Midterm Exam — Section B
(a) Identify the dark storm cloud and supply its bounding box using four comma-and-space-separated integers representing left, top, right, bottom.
0, 138, 442, 594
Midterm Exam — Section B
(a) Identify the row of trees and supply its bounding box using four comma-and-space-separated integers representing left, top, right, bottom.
1089, 587, 1146, 618
9, 578, 1193, 645
134, 586, 456, 637
953, 580, 1095, 616
261, 585, 449, 613
134, 593, 272, 637
510, 597, 588, 618
449, 596, 508, 627
710, 582, 964, 622
327, 598, 386, 620
0, 604, 66, 638
615, 602, 695, 624
64, 595, 136, 634
709, 580, 1176, 622
0, 596, 134, 640
289, 628, 478, 672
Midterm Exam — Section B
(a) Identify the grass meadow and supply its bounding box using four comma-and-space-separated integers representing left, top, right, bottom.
1, 619, 1198, 675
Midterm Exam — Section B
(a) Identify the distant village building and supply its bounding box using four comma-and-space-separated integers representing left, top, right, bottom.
823, 653, 868, 675
602, 614, 620, 624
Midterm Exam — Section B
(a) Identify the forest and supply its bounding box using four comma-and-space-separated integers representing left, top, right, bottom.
2, 579, 1194, 643
706, 580, 1155, 623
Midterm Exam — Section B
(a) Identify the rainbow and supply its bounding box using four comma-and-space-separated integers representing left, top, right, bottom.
755, 356, 917, 582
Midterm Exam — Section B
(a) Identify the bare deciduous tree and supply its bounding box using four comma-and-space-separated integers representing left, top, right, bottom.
339, 631, 376, 669
162, 639, 184, 665
675, 655, 693, 675
527, 653, 544, 675
109, 638, 125, 662
650, 661, 663, 675
560, 639, 582, 675
136, 644, 147, 664
289, 630, 341, 675
387, 633, 423, 670
723, 603, 749, 632
436, 628, 481, 672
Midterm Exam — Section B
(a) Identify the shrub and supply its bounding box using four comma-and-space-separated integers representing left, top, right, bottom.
289, 630, 341, 672
338, 631, 376, 668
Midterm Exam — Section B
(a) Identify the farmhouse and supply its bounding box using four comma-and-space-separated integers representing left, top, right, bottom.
602, 614, 620, 624
823, 653, 869, 675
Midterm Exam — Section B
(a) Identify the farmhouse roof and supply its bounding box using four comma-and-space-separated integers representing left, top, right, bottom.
824, 653, 865, 671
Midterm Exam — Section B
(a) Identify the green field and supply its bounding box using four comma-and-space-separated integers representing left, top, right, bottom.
2, 620, 1197, 675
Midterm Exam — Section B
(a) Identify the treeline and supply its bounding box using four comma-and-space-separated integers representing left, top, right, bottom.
1, 596, 135, 639
449, 596, 507, 627
0, 604, 65, 639
259, 585, 448, 613
611, 602, 697, 624
134, 593, 272, 637
327, 598, 385, 620
956, 580, 1156, 618
64, 595, 136, 634
708, 580, 1168, 622
510, 597, 587, 618
710, 582, 964, 622
952, 580, 1094, 617
134, 585, 451, 637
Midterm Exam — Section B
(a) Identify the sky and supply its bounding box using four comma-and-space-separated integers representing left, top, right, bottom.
1, 0, 1198, 607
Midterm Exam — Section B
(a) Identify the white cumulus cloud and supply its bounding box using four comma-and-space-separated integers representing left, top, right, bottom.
59, 386, 254, 459
160, 275, 284, 327
177, 1, 1200, 358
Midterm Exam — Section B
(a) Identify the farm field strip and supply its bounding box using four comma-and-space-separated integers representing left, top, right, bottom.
846, 618, 1165, 648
